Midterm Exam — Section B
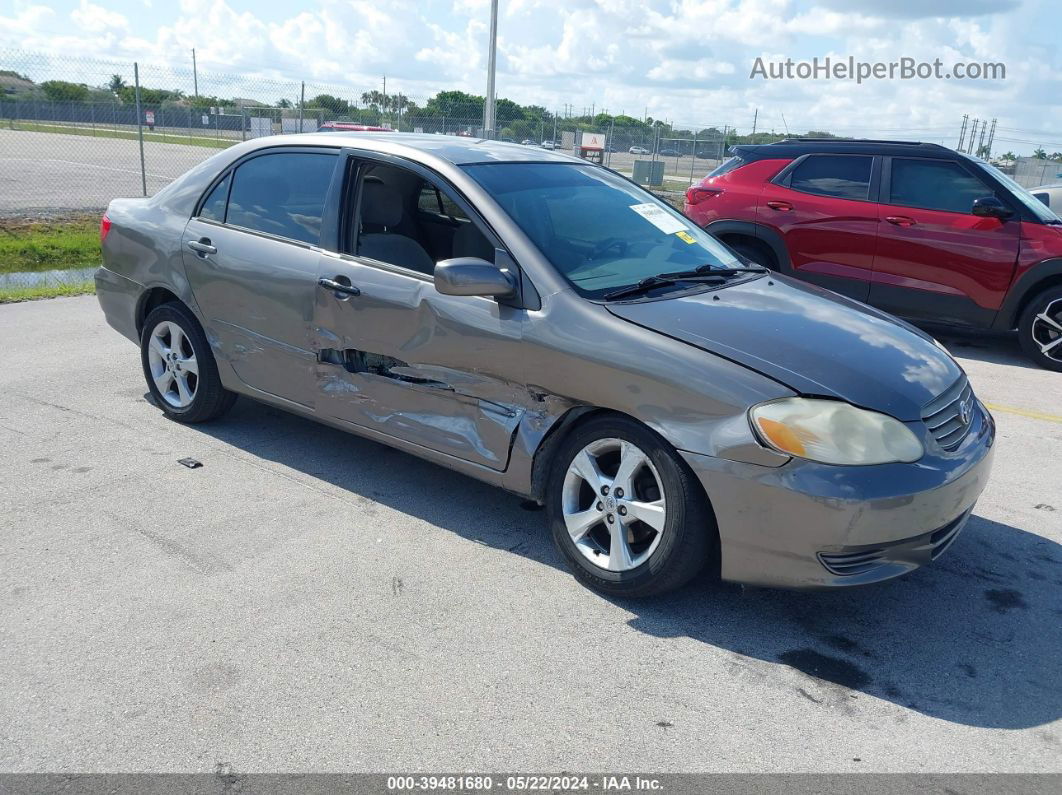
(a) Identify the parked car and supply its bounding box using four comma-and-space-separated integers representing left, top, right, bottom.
1030, 183, 1062, 210
541, 140, 557, 150
95, 133, 994, 597
659, 148, 681, 157
317, 121, 393, 132
684, 138, 1062, 370
521, 139, 536, 146
629, 146, 650, 155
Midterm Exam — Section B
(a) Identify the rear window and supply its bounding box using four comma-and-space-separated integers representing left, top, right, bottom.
789, 154, 873, 200
708, 155, 745, 178
198, 173, 230, 222
225, 151, 337, 245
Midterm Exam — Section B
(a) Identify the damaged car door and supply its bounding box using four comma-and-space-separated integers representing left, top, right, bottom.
182, 148, 341, 407
312, 154, 527, 471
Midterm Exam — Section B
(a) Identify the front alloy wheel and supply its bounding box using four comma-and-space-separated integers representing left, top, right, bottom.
562, 438, 667, 572
547, 415, 717, 597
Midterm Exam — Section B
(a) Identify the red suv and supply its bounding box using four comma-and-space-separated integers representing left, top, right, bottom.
684, 139, 1062, 370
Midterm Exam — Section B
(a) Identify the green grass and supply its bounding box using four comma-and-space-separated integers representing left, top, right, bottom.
0, 216, 101, 274
0, 281, 95, 303
9, 120, 235, 149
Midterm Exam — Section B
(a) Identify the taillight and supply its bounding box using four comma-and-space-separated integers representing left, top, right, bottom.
100, 214, 112, 243
685, 186, 722, 205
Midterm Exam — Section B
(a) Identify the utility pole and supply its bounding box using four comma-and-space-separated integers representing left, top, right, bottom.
751, 108, 758, 142
957, 114, 968, 152
298, 81, 304, 132
133, 62, 146, 197
968, 119, 980, 154
985, 118, 997, 160
192, 49, 198, 99
483, 0, 498, 138
977, 120, 988, 158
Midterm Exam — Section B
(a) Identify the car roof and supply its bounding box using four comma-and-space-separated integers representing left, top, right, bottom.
731, 138, 959, 161
248, 131, 581, 166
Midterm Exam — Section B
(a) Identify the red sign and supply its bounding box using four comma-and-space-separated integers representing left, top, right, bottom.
145, 110, 155, 125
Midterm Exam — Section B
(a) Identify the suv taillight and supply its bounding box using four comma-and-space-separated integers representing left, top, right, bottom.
686, 186, 722, 205
100, 214, 111, 243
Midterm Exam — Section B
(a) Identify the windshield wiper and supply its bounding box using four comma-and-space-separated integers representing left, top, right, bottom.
659, 264, 768, 279
603, 275, 678, 301
602, 272, 733, 301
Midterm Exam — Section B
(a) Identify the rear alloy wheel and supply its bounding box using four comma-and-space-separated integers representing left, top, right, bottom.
546, 415, 716, 597
1018, 287, 1062, 372
140, 303, 237, 423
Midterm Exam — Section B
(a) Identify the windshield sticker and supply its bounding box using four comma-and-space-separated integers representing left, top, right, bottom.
628, 203, 688, 235
675, 230, 696, 244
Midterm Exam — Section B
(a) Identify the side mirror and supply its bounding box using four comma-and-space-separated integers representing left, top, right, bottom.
971, 196, 1014, 220
434, 257, 517, 298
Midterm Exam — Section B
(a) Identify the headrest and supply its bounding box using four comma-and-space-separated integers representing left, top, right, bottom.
361, 181, 403, 228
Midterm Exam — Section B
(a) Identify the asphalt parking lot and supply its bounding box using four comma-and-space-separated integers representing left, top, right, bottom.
0, 296, 1060, 773
0, 129, 216, 215
0, 130, 706, 216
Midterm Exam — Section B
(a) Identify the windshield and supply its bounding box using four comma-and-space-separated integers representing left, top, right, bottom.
973, 160, 1062, 224
462, 162, 743, 297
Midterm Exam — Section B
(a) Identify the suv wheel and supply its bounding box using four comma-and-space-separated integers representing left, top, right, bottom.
140, 303, 238, 422
546, 415, 717, 597
1018, 286, 1062, 372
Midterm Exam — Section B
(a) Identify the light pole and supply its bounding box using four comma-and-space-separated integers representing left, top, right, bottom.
483, 0, 498, 139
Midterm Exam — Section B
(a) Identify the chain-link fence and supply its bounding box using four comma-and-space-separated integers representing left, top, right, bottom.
0, 49, 746, 292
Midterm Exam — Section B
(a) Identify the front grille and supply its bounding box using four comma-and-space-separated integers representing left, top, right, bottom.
922, 376, 975, 451
817, 511, 971, 576
818, 548, 887, 576
928, 512, 967, 559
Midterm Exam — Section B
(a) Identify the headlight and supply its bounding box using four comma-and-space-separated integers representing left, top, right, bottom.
749, 398, 924, 465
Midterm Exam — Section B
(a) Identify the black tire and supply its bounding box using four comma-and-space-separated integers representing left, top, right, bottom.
1017, 286, 1062, 372
726, 237, 778, 271
546, 414, 718, 598
140, 302, 237, 423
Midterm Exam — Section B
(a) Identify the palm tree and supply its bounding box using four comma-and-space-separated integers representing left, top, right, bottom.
276, 98, 292, 109
108, 74, 126, 96
999, 151, 1017, 161
1033, 147, 1047, 160
1051, 152, 1062, 162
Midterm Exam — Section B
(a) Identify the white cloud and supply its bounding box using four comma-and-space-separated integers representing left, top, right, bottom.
0, 0, 1058, 154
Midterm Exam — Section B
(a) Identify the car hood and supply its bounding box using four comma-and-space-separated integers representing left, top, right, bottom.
606, 275, 963, 421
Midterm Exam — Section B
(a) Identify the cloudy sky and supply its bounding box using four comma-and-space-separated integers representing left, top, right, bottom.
2, 0, 1060, 153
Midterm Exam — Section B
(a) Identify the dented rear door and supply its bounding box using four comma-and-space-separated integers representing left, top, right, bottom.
312, 252, 527, 471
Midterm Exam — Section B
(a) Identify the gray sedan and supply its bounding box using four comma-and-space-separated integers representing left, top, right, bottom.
95, 133, 995, 596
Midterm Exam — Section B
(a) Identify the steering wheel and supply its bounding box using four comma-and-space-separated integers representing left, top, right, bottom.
586, 237, 629, 261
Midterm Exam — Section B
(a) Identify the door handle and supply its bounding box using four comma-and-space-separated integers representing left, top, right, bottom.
766, 200, 793, 211
186, 239, 216, 256
318, 277, 361, 297
886, 215, 916, 227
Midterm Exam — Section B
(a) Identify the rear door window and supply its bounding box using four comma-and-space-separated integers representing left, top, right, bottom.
888, 158, 994, 214
789, 155, 873, 200
226, 151, 338, 245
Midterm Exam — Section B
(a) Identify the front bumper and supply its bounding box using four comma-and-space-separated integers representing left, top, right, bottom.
681, 404, 995, 589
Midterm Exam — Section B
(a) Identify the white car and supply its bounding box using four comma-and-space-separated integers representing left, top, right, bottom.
629, 146, 651, 155
1030, 184, 1062, 211
541, 141, 556, 150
